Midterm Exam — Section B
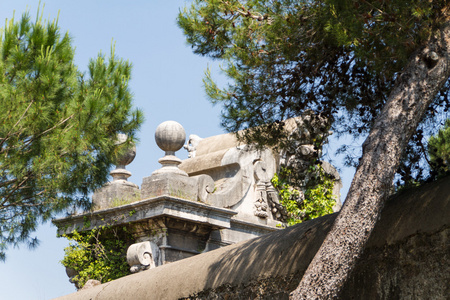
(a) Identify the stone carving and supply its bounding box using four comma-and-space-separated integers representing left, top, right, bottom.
279, 114, 331, 177
127, 241, 160, 273
184, 134, 203, 158
179, 133, 282, 225
253, 160, 289, 221
276, 114, 342, 212
266, 184, 288, 222
253, 160, 270, 218
179, 115, 342, 223
55, 117, 342, 289
254, 183, 269, 218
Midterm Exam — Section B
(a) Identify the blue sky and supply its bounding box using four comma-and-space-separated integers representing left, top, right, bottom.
0, 1, 356, 299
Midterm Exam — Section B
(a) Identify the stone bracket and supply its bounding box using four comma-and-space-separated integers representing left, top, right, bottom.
127, 241, 160, 273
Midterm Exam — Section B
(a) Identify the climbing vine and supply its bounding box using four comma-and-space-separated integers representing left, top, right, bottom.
272, 165, 336, 226
60, 225, 133, 289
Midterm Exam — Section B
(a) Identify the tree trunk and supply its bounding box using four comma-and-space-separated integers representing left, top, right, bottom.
290, 18, 450, 299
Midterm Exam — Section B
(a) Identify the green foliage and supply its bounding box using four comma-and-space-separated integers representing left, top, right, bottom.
429, 119, 450, 177
395, 118, 450, 188
178, 0, 449, 184
110, 198, 134, 208
61, 225, 133, 289
0, 9, 143, 260
272, 166, 336, 226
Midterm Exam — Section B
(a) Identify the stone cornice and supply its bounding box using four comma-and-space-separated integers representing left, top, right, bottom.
53, 196, 237, 235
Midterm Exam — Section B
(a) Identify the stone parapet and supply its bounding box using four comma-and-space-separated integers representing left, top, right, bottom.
54, 176, 450, 300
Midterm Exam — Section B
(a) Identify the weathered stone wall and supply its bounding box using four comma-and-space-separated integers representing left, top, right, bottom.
341, 228, 449, 300
55, 176, 449, 300
181, 228, 449, 300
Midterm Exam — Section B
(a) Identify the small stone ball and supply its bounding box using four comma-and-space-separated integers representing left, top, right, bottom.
155, 121, 186, 152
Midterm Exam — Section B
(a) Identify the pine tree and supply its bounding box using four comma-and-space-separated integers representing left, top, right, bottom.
0, 10, 143, 260
178, 1, 450, 298
178, 0, 449, 181
429, 119, 450, 176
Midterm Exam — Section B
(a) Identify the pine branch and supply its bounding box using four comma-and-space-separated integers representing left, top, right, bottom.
0, 100, 34, 150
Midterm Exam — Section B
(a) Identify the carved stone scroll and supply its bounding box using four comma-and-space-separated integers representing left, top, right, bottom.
127, 241, 160, 273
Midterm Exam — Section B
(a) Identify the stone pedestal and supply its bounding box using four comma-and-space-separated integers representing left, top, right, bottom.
92, 180, 139, 210
140, 172, 215, 202
92, 134, 139, 210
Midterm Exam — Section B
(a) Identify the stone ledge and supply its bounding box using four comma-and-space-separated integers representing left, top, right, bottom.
53, 196, 237, 236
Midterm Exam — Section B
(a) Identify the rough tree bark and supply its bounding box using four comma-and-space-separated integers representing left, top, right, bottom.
290, 17, 450, 299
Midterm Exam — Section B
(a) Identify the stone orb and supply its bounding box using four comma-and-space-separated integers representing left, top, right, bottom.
115, 133, 136, 166
155, 121, 186, 153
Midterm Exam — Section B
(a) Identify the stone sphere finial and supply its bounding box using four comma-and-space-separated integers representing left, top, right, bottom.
153, 121, 187, 176
110, 134, 137, 182
115, 133, 136, 167
155, 121, 186, 154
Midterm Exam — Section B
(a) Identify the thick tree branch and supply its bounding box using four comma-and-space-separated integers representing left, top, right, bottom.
291, 18, 450, 299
